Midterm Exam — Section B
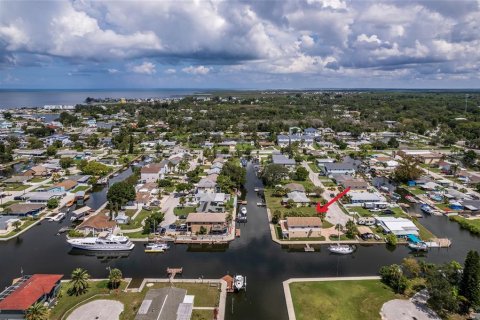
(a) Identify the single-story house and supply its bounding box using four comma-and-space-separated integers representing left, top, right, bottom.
77, 214, 117, 234
18, 191, 65, 203
0, 274, 63, 319
2, 176, 32, 184
0, 216, 21, 235
196, 175, 219, 195
186, 212, 227, 234
22, 165, 49, 177
50, 179, 78, 192
272, 154, 296, 168
322, 163, 355, 176
376, 216, 419, 237
283, 191, 310, 206
284, 183, 305, 193
4, 203, 45, 217
281, 217, 322, 239
349, 192, 386, 204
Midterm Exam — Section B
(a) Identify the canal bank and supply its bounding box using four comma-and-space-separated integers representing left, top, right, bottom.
0, 163, 479, 320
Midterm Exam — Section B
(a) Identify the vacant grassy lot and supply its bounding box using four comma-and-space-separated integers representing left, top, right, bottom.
290, 279, 399, 320
174, 206, 196, 216
120, 209, 151, 230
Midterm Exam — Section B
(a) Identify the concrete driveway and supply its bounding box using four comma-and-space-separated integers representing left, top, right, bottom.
160, 194, 180, 227
302, 161, 351, 226
67, 299, 124, 320
380, 290, 440, 320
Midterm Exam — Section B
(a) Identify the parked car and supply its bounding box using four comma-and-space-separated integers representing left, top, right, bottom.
383, 209, 394, 215
142, 205, 152, 211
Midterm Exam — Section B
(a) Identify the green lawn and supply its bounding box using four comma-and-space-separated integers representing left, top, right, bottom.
192, 310, 214, 320
0, 200, 20, 208
290, 280, 399, 320
265, 189, 320, 219
3, 183, 30, 191
120, 209, 151, 230
0, 217, 38, 238
30, 177, 47, 183
412, 218, 435, 240
71, 185, 90, 193
308, 162, 320, 173
174, 206, 196, 216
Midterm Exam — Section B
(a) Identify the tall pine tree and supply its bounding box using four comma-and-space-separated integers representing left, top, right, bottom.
460, 250, 480, 310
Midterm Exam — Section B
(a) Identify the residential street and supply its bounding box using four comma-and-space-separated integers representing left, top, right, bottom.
302, 161, 351, 226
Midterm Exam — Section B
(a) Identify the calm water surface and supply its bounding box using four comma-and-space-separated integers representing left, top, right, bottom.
0, 163, 478, 319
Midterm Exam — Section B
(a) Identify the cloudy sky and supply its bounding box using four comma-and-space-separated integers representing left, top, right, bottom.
1, 0, 480, 89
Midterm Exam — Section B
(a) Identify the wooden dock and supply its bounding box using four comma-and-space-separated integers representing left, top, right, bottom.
222, 275, 234, 293
167, 267, 183, 280
426, 238, 452, 248
304, 244, 315, 252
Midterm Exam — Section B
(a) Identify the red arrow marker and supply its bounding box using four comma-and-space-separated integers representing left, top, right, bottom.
316, 187, 351, 215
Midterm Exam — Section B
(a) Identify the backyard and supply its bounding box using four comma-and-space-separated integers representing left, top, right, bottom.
289, 279, 399, 320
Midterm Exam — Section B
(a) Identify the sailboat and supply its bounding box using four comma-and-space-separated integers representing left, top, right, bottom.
328, 221, 355, 254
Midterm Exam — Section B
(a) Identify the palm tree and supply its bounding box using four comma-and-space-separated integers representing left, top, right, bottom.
12, 220, 21, 231
25, 302, 49, 320
108, 268, 123, 289
69, 268, 90, 296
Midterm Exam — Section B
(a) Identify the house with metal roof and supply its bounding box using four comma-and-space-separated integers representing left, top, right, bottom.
272, 154, 296, 167
321, 163, 356, 176
375, 217, 419, 237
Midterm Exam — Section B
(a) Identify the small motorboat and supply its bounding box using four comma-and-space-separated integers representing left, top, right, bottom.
408, 241, 428, 252
328, 244, 355, 254
421, 204, 434, 215
391, 193, 401, 201
405, 195, 418, 203
234, 274, 247, 291
144, 243, 169, 253
66, 199, 75, 207
240, 207, 247, 215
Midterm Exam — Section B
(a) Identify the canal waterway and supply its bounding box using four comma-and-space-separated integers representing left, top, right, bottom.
0, 163, 479, 319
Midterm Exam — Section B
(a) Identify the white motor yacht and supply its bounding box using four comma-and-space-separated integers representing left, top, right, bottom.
67, 232, 135, 251
234, 275, 247, 291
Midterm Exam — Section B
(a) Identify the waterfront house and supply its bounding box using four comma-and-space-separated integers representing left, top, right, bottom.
22, 165, 49, 177
272, 153, 296, 169
197, 193, 230, 213
50, 179, 78, 192
140, 163, 164, 183
282, 191, 310, 207
196, 175, 219, 196
77, 214, 117, 234
18, 191, 65, 203
376, 217, 419, 237
0, 216, 21, 235
281, 217, 322, 239
0, 274, 63, 319
284, 183, 305, 193
4, 203, 45, 217
349, 192, 386, 204
186, 212, 227, 234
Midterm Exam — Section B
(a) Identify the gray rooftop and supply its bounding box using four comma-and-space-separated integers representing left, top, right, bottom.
272, 154, 296, 166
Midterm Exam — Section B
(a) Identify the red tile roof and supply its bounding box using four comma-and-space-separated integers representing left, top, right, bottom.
0, 274, 63, 311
